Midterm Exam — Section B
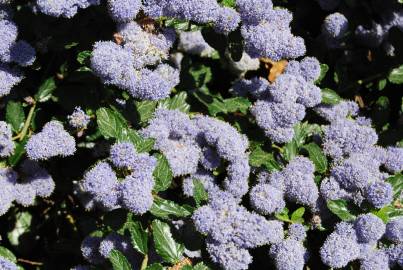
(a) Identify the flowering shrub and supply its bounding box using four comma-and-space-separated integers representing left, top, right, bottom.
0, 1, 402, 270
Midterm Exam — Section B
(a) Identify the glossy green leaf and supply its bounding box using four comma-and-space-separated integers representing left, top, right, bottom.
77, 50, 92, 65
327, 199, 356, 221
96, 107, 127, 139
35, 77, 57, 103
321, 88, 342, 105
158, 92, 190, 113
152, 220, 184, 264
126, 222, 148, 255
0, 246, 17, 263
249, 146, 281, 171
153, 154, 173, 192
303, 143, 328, 173
145, 263, 165, 270
109, 249, 132, 270
388, 65, 403, 84
135, 100, 157, 124
386, 174, 403, 200
6, 101, 25, 133
193, 179, 209, 206
150, 197, 193, 219
7, 212, 32, 246
315, 64, 329, 84
290, 207, 305, 223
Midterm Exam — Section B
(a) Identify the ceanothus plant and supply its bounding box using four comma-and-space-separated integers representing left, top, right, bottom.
0, 0, 402, 270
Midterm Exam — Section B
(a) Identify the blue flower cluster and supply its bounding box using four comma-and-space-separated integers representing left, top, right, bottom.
193, 190, 284, 270
0, 160, 55, 216
91, 22, 179, 100
80, 233, 140, 268
26, 121, 76, 160
318, 100, 402, 209
250, 156, 319, 214
142, 109, 250, 198
68, 107, 91, 129
0, 4, 35, 97
321, 12, 348, 48
36, 0, 100, 18
0, 257, 18, 270
320, 214, 403, 269
0, 121, 14, 157
143, 0, 240, 34
80, 142, 157, 214
249, 57, 322, 143
238, 0, 306, 60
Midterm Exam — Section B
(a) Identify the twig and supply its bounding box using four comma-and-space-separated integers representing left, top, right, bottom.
17, 258, 43, 266
140, 254, 148, 270
19, 103, 36, 142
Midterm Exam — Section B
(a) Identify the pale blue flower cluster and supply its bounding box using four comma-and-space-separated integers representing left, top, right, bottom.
26, 121, 76, 160
107, 0, 141, 22
321, 13, 348, 48
193, 190, 284, 270
0, 257, 18, 270
142, 109, 250, 198
0, 121, 14, 157
81, 142, 157, 214
318, 100, 401, 209
81, 233, 140, 268
250, 156, 319, 214
321, 214, 400, 269
143, 0, 240, 34
0, 161, 55, 216
91, 22, 179, 100
237, 0, 305, 60
36, 0, 100, 18
250, 57, 322, 143
68, 106, 90, 129
0, 9, 35, 97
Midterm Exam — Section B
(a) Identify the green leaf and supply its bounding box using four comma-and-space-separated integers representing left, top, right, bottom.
193, 179, 209, 206
153, 153, 173, 192
158, 92, 190, 113
386, 174, 403, 200
275, 208, 292, 223
6, 101, 25, 133
208, 97, 251, 116
35, 77, 57, 103
135, 100, 157, 124
373, 205, 394, 223
188, 63, 213, 88
126, 222, 148, 255
326, 200, 356, 221
303, 143, 328, 173
152, 220, 184, 264
0, 246, 17, 263
109, 249, 132, 270
377, 79, 387, 91
283, 140, 298, 162
315, 64, 329, 84
123, 129, 155, 153
145, 263, 165, 270
77, 50, 92, 65
388, 65, 403, 84
7, 212, 32, 246
193, 262, 211, 270
219, 0, 236, 7
8, 138, 27, 167
150, 197, 193, 220
96, 108, 128, 139
249, 146, 281, 171
290, 207, 305, 223
321, 88, 342, 105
